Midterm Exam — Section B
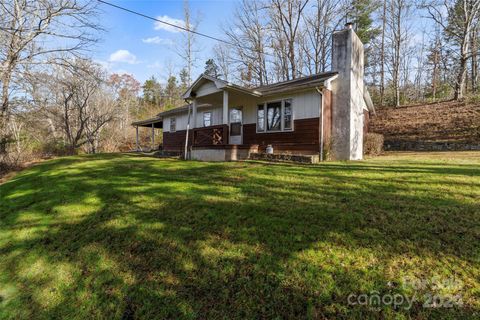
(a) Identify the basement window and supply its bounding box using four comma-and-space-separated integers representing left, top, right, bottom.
170, 117, 176, 132
257, 99, 293, 132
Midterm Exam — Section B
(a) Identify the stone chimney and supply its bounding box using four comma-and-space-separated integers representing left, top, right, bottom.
331, 23, 365, 160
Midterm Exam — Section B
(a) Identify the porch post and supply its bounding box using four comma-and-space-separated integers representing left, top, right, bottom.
222, 90, 229, 124
151, 123, 155, 151
135, 126, 139, 151
192, 98, 197, 128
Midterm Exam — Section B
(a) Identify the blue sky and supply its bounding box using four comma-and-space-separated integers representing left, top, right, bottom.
95, 0, 237, 84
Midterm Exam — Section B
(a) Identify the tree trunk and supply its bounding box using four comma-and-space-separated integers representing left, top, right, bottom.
471, 28, 478, 93
455, 36, 470, 100
380, 0, 386, 106
455, 55, 468, 100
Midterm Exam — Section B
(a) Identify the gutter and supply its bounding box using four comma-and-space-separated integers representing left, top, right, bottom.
184, 99, 192, 160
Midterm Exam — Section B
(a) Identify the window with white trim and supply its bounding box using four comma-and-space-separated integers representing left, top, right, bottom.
257, 104, 265, 132
284, 99, 293, 130
257, 99, 293, 132
170, 117, 176, 132
203, 111, 212, 127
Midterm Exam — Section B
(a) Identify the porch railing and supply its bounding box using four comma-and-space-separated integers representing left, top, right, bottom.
192, 124, 229, 146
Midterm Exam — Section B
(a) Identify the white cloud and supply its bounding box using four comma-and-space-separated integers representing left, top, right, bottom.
142, 36, 174, 45
109, 49, 139, 64
154, 15, 185, 33
147, 61, 163, 69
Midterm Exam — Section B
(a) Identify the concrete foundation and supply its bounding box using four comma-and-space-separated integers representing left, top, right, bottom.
190, 146, 251, 161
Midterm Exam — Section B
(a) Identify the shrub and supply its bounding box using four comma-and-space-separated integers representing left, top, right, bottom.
364, 132, 384, 156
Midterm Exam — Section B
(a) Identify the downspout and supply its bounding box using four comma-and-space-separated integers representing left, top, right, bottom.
315, 87, 324, 162
184, 100, 191, 160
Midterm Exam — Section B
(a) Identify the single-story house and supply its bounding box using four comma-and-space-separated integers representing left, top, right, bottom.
133, 23, 374, 161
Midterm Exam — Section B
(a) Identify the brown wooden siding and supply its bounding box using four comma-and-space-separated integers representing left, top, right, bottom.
163, 130, 192, 151
243, 117, 320, 154
164, 117, 324, 155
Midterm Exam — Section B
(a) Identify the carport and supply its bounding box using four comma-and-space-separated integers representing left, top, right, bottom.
131, 116, 163, 151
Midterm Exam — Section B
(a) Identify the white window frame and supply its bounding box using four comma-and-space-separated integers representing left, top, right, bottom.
203, 111, 212, 127
256, 98, 294, 133
170, 117, 176, 132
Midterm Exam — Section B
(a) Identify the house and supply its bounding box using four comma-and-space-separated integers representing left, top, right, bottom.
133, 23, 374, 161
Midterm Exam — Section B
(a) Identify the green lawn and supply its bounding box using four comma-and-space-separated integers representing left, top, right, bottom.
1, 152, 479, 319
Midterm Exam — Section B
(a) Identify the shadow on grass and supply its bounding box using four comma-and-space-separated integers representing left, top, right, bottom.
0, 153, 479, 319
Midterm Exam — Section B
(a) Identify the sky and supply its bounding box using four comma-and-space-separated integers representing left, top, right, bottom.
94, 0, 436, 86
95, 0, 238, 84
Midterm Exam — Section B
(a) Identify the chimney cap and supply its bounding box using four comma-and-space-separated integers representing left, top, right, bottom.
345, 22, 354, 30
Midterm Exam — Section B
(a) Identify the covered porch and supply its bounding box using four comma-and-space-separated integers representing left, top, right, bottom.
131, 117, 163, 151
183, 74, 261, 150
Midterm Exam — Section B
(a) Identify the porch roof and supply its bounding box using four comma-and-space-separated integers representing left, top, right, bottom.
182, 74, 262, 99
131, 116, 163, 128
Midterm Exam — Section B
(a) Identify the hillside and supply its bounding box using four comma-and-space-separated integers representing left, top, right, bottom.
369, 101, 480, 150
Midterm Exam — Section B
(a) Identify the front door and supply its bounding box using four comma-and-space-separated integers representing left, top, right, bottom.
229, 107, 243, 145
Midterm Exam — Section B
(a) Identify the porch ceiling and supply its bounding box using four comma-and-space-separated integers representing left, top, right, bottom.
131, 117, 163, 128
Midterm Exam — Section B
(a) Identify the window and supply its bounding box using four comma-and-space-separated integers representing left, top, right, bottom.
284, 99, 292, 130
230, 108, 242, 123
203, 111, 212, 127
229, 108, 242, 136
267, 102, 282, 131
256, 99, 293, 132
257, 105, 265, 132
170, 117, 176, 132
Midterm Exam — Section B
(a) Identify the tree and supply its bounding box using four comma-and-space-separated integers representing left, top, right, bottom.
271, 0, 309, 80
224, 0, 270, 86
142, 76, 163, 106
164, 76, 181, 109
0, 0, 100, 162
204, 59, 220, 77
55, 60, 115, 153
385, 0, 413, 107
176, 0, 201, 86
424, 0, 480, 100
346, 0, 381, 46
108, 73, 141, 139
302, 0, 343, 73
213, 43, 233, 81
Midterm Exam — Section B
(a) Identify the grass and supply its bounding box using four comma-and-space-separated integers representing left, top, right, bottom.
0, 152, 479, 319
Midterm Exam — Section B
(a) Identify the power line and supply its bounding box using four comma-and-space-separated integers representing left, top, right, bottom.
97, 0, 273, 57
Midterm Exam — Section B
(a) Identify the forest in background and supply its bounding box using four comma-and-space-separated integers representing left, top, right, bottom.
2, 0, 480, 172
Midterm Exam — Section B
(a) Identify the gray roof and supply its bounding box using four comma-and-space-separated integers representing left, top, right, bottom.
255, 71, 338, 95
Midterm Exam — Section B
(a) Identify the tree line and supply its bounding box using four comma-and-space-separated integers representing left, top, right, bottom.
211, 0, 480, 107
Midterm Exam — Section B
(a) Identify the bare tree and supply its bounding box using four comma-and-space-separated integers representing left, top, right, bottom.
424, 0, 480, 100
176, 0, 201, 86
224, 0, 270, 86
270, 0, 309, 80
302, 0, 343, 73
385, 0, 413, 107
470, 24, 479, 92
213, 43, 233, 81
380, 0, 387, 105
0, 0, 100, 160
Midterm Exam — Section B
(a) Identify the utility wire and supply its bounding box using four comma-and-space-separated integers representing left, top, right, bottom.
97, 0, 273, 57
